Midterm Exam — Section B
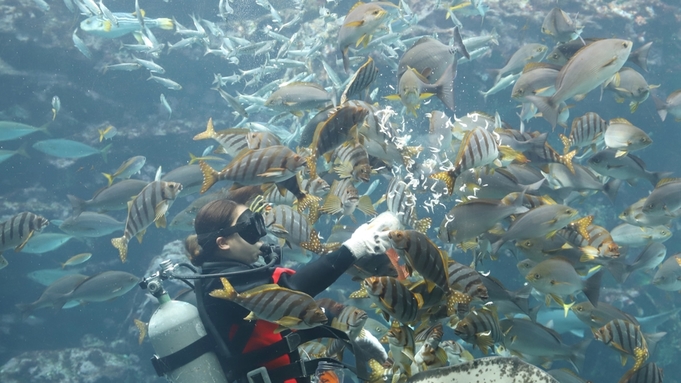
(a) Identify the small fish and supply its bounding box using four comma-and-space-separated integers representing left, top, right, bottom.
0, 212, 50, 261
527, 39, 632, 128
102, 155, 146, 186
341, 57, 379, 104
389, 230, 450, 293
619, 197, 681, 227
134, 56, 164, 73
588, 149, 668, 187
653, 90, 681, 122
337, 2, 390, 72
604, 118, 651, 157
72, 29, 92, 59
559, 216, 620, 262
511, 63, 561, 101
490, 43, 548, 84
98, 125, 117, 142
148, 74, 182, 90
61, 253, 93, 268
526, 258, 603, 310
480, 73, 520, 100
571, 301, 638, 329
98, 0, 118, 26
161, 164, 204, 196
265, 82, 334, 115
210, 277, 327, 331
651, 255, 681, 291
453, 306, 503, 355
603, 67, 657, 113
193, 118, 250, 157
214, 87, 248, 118
58, 212, 124, 238
263, 204, 328, 258
111, 181, 183, 262
609, 243, 667, 284
51, 96, 61, 121
104, 62, 142, 72
541, 7, 583, 43
331, 141, 372, 183
159, 93, 172, 118
641, 178, 681, 217
397, 29, 468, 84
33, 139, 112, 162
610, 224, 671, 247
385, 63, 456, 116
593, 319, 649, 373
80, 12, 173, 38
560, 112, 607, 155
321, 179, 376, 222
68, 179, 148, 216
52, 271, 139, 309
199, 145, 306, 193
15, 274, 88, 317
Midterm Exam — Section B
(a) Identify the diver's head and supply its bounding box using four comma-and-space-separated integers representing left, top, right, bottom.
187, 198, 266, 266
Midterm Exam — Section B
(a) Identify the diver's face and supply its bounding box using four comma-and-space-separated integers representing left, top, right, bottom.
216, 205, 263, 264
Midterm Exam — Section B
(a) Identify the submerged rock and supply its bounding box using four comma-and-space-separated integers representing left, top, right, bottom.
0, 337, 152, 383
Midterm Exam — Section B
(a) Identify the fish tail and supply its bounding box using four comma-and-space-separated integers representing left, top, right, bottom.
296, 193, 321, 214
111, 236, 128, 263
560, 149, 577, 174
435, 62, 456, 111
341, 48, 350, 73
451, 26, 470, 60
102, 172, 115, 186
569, 337, 592, 373
67, 194, 86, 217
605, 258, 630, 284
199, 160, 218, 194
157, 18, 175, 30
526, 94, 558, 129
652, 95, 668, 121
629, 41, 652, 72
15, 142, 29, 159
210, 277, 238, 300
194, 118, 217, 140
15, 303, 34, 320
430, 170, 456, 196
306, 154, 318, 179
582, 269, 603, 307
559, 134, 571, 154
100, 143, 112, 163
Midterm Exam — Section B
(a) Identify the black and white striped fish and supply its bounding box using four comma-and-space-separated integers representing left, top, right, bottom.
388, 230, 450, 293
111, 181, 182, 262
210, 277, 328, 331
332, 141, 372, 183
453, 306, 503, 355
622, 362, 663, 383
360, 276, 423, 324
593, 319, 649, 373
385, 177, 431, 233
193, 118, 250, 157
430, 125, 500, 195
199, 145, 306, 193
0, 212, 49, 269
560, 112, 608, 155
340, 56, 379, 104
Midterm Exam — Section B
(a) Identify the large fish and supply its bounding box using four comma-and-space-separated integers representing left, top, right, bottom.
397, 29, 468, 84
338, 2, 391, 72
52, 271, 139, 309
406, 357, 560, 383
111, 181, 183, 262
58, 212, 124, 238
33, 139, 111, 161
641, 178, 681, 217
199, 145, 306, 193
68, 179, 149, 216
262, 204, 327, 259
388, 230, 450, 293
15, 274, 88, 317
528, 39, 632, 128
210, 277, 327, 331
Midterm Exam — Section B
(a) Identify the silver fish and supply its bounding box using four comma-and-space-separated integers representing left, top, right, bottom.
541, 7, 583, 43
604, 118, 651, 157
52, 271, 139, 309
491, 43, 548, 84
16, 274, 88, 317
102, 155, 146, 186
67, 179, 149, 216
641, 178, 681, 217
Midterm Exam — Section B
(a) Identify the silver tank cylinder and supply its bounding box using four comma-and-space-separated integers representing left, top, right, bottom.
148, 298, 228, 383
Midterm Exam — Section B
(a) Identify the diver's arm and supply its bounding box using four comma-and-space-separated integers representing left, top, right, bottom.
276, 245, 355, 296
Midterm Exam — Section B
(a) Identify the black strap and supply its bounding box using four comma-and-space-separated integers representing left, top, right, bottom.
150, 335, 214, 377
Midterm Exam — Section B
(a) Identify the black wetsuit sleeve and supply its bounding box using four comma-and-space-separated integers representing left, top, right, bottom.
276, 245, 355, 297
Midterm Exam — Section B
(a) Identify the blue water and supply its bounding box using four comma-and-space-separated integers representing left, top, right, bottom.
0, 0, 680, 382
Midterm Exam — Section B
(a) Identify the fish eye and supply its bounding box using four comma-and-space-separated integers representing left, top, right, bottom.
575, 307, 583, 312
534, 273, 541, 279
592, 157, 600, 163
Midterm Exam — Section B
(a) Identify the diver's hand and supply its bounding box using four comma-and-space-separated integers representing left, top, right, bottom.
343, 223, 391, 259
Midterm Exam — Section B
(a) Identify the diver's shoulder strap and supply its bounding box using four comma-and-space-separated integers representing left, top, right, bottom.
150, 335, 214, 377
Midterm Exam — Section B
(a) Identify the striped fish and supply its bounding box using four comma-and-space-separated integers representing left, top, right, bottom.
199, 145, 307, 193
447, 260, 488, 301
332, 141, 372, 182
500, 192, 556, 209
593, 319, 648, 372
385, 177, 431, 233
525, 142, 577, 174
362, 276, 423, 324
193, 118, 250, 157
415, 323, 448, 370
263, 175, 329, 206
560, 112, 607, 155
340, 56, 379, 104
309, 101, 369, 177
452, 306, 503, 355
430, 126, 500, 195
262, 204, 328, 254
559, 215, 620, 262
0, 212, 49, 269
388, 230, 449, 293
111, 181, 182, 262
622, 362, 663, 383
210, 277, 328, 331
246, 131, 281, 149
386, 321, 416, 377
321, 179, 376, 222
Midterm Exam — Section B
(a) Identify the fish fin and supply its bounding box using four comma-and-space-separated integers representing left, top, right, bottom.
258, 168, 286, 177
275, 316, 303, 329
102, 173, 115, 186
334, 161, 354, 179
14, 230, 36, 252
474, 332, 494, 354
270, 223, 289, 236
155, 213, 167, 228
383, 94, 401, 101
344, 20, 365, 28
193, 118, 217, 140
111, 236, 128, 263
136, 228, 146, 244
320, 195, 342, 215
301, 229, 324, 254
414, 217, 431, 234
243, 311, 257, 321
579, 246, 599, 262
429, 170, 456, 195
154, 201, 170, 228
157, 18, 174, 30
356, 195, 376, 217
615, 150, 627, 158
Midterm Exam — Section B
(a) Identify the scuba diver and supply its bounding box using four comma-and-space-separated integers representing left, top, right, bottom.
178, 192, 394, 383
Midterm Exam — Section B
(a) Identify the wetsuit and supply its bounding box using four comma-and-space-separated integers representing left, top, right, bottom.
197, 245, 357, 383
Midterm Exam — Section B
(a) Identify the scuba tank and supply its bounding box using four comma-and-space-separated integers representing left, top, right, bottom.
141, 260, 228, 383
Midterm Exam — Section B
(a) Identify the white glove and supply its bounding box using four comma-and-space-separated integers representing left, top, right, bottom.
343, 223, 392, 259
